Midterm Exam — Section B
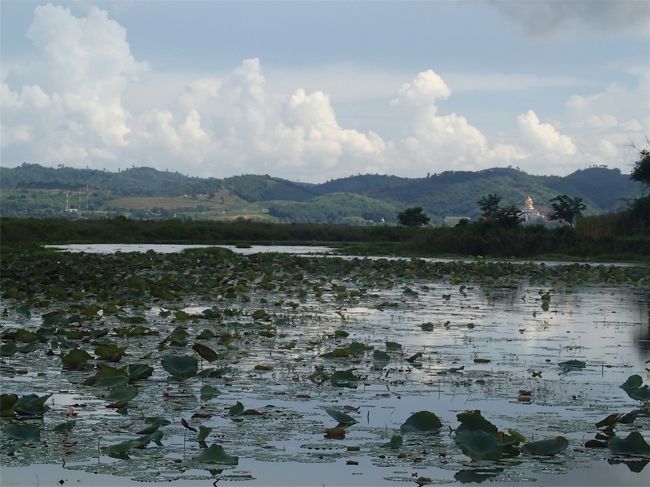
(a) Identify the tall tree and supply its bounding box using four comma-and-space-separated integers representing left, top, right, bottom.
397, 207, 430, 227
549, 195, 586, 227
477, 193, 502, 221
494, 205, 523, 228
631, 149, 650, 187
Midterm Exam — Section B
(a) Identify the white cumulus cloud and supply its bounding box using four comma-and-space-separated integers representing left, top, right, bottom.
517, 110, 576, 158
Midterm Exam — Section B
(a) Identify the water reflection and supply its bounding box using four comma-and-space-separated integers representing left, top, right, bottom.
608, 457, 649, 473
633, 295, 650, 356
454, 467, 504, 483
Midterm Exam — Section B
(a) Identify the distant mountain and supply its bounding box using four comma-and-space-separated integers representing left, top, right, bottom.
0, 163, 642, 223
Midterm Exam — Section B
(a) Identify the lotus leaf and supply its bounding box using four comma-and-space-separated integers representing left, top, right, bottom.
15, 394, 52, 416
334, 329, 349, 338
455, 429, 504, 461
85, 366, 129, 386
105, 440, 136, 460
382, 435, 403, 449
53, 420, 76, 435
421, 322, 434, 331
456, 410, 498, 434
106, 387, 138, 408
251, 309, 270, 320
94, 343, 126, 362
5, 423, 41, 442
127, 363, 154, 382
161, 355, 198, 380
558, 359, 586, 373
228, 401, 245, 417
137, 417, 170, 435
324, 407, 358, 426
321, 347, 351, 359
201, 384, 220, 400
198, 367, 229, 378
0, 394, 18, 417
608, 432, 650, 455
1, 342, 18, 357
331, 369, 359, 387
61, 348, 92, 370
385, 341, 402, 352
400, 411, 442, 433
373, 350, 390, 363
192, 342, 219, 362
620, 375, 650, 401
522, 436, 569, 456
132, 430, 164, 448
507, 428, 526, 444
194, 444, 239, 465
198, 425, 212, 443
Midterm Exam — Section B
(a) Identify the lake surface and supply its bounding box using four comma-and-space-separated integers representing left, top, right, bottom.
2, 249, 649, 486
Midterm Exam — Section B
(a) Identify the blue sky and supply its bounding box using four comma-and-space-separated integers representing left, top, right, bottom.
1, 0, 648, 181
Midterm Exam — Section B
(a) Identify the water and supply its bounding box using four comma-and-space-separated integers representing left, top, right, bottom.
2, 249, 649, 485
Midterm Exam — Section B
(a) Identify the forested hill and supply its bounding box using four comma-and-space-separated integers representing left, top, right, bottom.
0, 163, 642, 223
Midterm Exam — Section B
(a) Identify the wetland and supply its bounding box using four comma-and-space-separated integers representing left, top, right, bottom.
1, 246, 649, 486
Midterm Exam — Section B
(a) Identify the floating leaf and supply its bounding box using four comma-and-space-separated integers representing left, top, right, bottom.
161, 355, 198, 380
94, 343, 126, 362
61, 348, 92, 370
385, 341, 402, 352
106, 387, 138, 408
128, 363, 154, 382
182, 418, 197, 432
558, 359, 586, 373
105, 440, 135, 460
507, 428, 526, 444
373, 350, 390, 363
324, 407, 358, 426
1, 342, 18, 357
193, 342, 219, 362
228, 401, 244, 417
137, 417, 170, 435
198, 426, 212, 444
400, 411, 442, 433
331, 369, 359, 387
620, 374, 650, 401
420, 322, 434, 332
5, 424, 41, 442
53, 420, 76, 435
455, 430, 504, 461
201, 384, 220, 400
456, 410, 497, 434
251, 309, 269, 320
0, 394, 18, 417
15, 394, 52, 416
85, 365, 128, 387
194, 444, 238, 465
522, 436, 569, 456
608, 432, 650, 455
407, 352, 423, 364
382, 435, 403, 449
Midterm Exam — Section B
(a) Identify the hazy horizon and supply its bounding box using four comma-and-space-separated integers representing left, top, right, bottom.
1, 0, 648, 182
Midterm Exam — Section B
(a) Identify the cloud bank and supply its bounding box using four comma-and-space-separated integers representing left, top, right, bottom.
1, 4, 647, 180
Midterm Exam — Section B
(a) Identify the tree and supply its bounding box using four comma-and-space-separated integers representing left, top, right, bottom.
549, 195, 586, 227
397, 207, 430, 227
631, 149, 650, 187
477, 193, 502, 221
494, 205, 523, 228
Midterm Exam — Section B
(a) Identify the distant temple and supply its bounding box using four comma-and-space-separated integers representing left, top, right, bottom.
520, 196, 544, 223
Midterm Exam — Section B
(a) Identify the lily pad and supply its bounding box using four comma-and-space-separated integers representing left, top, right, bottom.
137, 417, 170, 435
0, 394, 18, 417
324, 407, 358, 426
94, 343, 126, 362
15, 394, 52, 416
161, 355, 198, 380
456, 410, 498, 434
201, 384, 220, 400
382, 435, 403, 449
4, 423, 41, 442
53, 420, 76, 435
455, 429, 504, 461
522, 436, 569, 456
192, 342, 219, 362
400, 411, 442, 433
198, 425, 212, 444
85, 366, 129, 387
228, 401, 245, 417
331, 369, 359, 387
385, 341, 402, 352
251, 309, 269, 320
194, 444, 239, 465
128, 363, 154, 382
61, 348, 93, 370
620, 374, 650, 401
608, 432, 650, 456
558, 359, 586, 373
106, 387, 138, 408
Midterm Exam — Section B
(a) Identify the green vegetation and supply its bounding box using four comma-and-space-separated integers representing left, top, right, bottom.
397, 207, 430, 227
549, 195, 586, 227
1, 163, 643, 223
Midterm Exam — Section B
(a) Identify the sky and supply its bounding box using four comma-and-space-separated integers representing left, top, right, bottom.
1, 0, 648, 182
